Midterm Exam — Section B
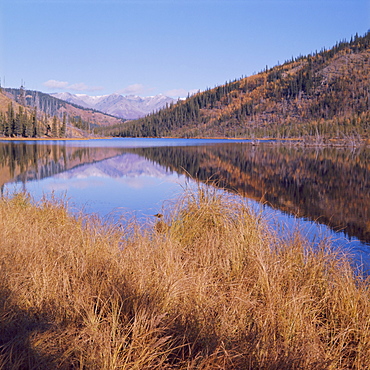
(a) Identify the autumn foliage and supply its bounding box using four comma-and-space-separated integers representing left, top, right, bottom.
107, 32, 370, 140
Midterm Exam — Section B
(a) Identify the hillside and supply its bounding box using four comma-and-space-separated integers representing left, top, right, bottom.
108, 32, 370, 140
0, 87, 124, 138
4, 88, 124, 127
0, 90, 47, 138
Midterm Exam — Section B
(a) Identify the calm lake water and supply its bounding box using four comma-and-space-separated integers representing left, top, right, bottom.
1, 138, 369, 269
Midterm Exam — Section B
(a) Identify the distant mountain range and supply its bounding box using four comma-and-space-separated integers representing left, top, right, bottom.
51, 92, 175, 120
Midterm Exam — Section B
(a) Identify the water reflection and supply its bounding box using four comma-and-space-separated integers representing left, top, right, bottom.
35, 153, 188, 217
0, 139, 369, 247
0, 141, 188, 218
127, 143, 370, 244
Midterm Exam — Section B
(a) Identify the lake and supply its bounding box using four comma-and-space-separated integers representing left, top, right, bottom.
1, 138, 369, 269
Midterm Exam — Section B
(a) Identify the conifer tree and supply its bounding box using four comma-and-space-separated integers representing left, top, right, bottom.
52, 115, 58, 137
6, 103, 15, 137
60, 112, 67, 137
44, 114, 51, 136
0, 113, 4, 135
24, 111, 33, 137
32, 108, 39, 138
15, 106, 23, 137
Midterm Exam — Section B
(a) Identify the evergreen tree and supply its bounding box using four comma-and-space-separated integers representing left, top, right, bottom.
60, 112, 67, 137
0, 112, 4, 135
77, 117, 83, 129
24, 110, 33, 137
6, 103, 15, 137
42, 114, 48, 136
32, 108, 39, 138
52, 115, 58, 137
15, 107, 22, 136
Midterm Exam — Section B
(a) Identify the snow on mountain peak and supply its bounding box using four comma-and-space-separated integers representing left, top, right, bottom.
51, 92, 175, 119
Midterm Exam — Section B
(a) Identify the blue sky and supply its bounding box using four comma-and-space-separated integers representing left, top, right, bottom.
1, 0, 369, 98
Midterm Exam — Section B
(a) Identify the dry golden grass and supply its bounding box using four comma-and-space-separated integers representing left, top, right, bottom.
0, 188, 369, 369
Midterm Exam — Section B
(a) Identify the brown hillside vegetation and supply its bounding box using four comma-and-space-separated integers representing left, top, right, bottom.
0, 88, 124, 138
1, 189, 370, 369
0, 90, 84, 138
110, 32, 370, 139
0, 91, 27, 122
4, 88, 124, 127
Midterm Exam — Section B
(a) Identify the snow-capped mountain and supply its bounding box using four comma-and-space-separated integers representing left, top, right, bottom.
55, 153, 172, 180
51, 92, 175, 120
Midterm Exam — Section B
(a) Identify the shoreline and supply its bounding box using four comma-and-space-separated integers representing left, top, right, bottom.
0, 136, 110, 141
0, 135, 368, 147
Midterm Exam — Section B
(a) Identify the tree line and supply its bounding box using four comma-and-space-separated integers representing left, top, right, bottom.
0, 102, 67, 138
102, 31, 370, 140
1, 87, 112, 138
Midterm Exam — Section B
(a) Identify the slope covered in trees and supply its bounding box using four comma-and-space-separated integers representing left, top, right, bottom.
106, 32, 370, 140
0, 87, 124, 138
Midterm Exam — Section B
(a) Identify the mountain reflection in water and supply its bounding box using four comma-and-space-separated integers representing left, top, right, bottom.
0, 139, 369, 248
0, 141, 188, 218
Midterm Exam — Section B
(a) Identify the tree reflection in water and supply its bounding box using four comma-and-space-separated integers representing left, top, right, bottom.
128, 143, 370, 245
0, 140, 369, 246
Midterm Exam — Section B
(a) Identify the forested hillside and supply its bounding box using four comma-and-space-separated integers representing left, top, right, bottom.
105, 32, 370, 140
0, 87, 124, 138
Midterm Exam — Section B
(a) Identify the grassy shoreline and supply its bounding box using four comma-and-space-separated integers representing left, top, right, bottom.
1, 189, 369, 369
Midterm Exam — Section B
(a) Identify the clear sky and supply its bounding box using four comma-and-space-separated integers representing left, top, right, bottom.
1, 0, 369, 98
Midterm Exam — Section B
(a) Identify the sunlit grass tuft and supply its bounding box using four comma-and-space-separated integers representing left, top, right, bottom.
0, 189, 369, 369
